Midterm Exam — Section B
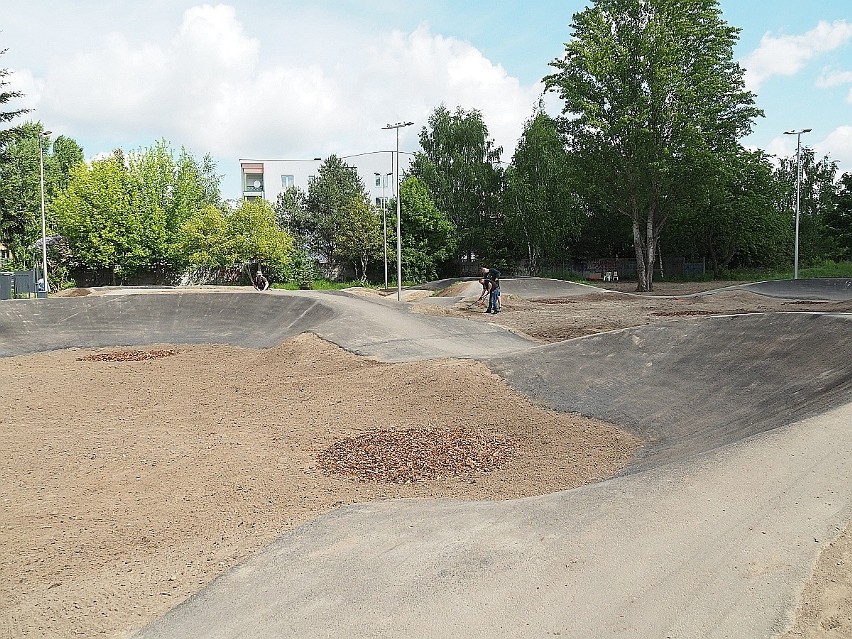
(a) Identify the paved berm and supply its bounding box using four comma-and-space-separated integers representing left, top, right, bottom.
0, 278, 850, 638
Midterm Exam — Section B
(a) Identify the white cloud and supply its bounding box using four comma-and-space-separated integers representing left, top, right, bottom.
742, 20, 852, 91
820, 126, 852, 172
816, 68, 852, 104
816, 68, 852, 88
19, 3, 540, 178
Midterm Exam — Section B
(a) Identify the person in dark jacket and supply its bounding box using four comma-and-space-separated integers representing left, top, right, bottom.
480, 266, 501, 313
254, 270, 269, 291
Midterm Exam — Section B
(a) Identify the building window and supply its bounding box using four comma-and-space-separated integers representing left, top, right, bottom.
375, 197, 389, 208
281, 175, 294, 188
244, 173, 264, 193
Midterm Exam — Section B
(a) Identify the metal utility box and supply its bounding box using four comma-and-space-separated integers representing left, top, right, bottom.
13, 270, 36, 295
0, 272, 11, 300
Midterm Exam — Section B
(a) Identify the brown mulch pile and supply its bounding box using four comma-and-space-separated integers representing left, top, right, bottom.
77, 348, 178, 362
652, 309, 748, 317
317, 427, 516, 483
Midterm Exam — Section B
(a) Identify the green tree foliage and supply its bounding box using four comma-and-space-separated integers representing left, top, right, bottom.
50, 140, 221, 282
409, 105, 503, 263
275, 185, 309, 239
775, 149, 841, 265
666, 147, 788, 276
0, 46, 29, 143
303, 155, 372, 275
545, 0, 762, 290
335, 196, 382, 282
503, 108, 585, 275
393, 176, 458, 282
0, 123, 84, 258
177, 198, 292, 281
826, 173, 852, 260
51, 155, 140, 282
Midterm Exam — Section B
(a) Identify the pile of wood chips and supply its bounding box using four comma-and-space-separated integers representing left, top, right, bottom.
77, 348, 178, 362
317, 427, 516, 484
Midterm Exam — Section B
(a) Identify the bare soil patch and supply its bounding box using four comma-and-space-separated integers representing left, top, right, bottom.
1, 334, 636, 638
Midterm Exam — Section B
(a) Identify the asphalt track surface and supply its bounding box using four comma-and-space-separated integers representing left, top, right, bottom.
2, 278, 851, 639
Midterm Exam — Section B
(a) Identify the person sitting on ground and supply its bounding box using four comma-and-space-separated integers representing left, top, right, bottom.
254, 270, 269, 291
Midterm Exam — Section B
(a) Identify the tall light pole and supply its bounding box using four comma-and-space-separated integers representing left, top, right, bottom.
783, 128, 812, 280
39, 130, 52, 295
382, 121, 413, 301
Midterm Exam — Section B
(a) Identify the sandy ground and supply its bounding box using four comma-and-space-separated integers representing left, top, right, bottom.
2, 281, 850, 638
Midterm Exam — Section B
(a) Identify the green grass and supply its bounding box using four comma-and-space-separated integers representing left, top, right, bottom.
539, 260, 852, 284
268, 262, 852, 290
720, 260, 852, 281
272, 280, 388, 291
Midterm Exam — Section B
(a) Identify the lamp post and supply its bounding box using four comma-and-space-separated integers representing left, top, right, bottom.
783, 128, 812, 280
382, 121, 414, 301
39, 130, 52, 295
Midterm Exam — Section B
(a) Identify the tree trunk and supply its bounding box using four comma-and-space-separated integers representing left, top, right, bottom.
645, 214, 656, 292
632, 220, 648, 292
359, 254, 369, 283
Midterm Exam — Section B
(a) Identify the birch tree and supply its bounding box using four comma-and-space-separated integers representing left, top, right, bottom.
545, 0, 762, 290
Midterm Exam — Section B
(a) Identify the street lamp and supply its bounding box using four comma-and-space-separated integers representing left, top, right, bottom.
382, 121, 414, 301
39, 130, 52, 295
374, 171, 393, 291
783, 128, 812, 280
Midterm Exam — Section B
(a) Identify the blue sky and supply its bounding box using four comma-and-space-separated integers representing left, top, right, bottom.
3, 1, 851, 199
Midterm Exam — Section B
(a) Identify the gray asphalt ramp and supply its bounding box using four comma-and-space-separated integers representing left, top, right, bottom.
488, 312, 852, 472
0, 289, 533, 361
500, 277, 610, 299
735, 277, 852, 301
0, 292, 335, 356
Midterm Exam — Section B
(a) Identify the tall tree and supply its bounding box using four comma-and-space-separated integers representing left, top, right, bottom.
0, 123, 83, 256
409, 105, 503, 264
51, 140, 221, 283
775, 149, 841, 265
503, 108, 584, 275
826, 173, 852, 260
51, 154, 140, 282
0, 46, 29, 143
305, 155, 370, 275
394, 176, 458, 282
545, 0, 762, 290
666, 146, 788, 276
334, 196, 382, 282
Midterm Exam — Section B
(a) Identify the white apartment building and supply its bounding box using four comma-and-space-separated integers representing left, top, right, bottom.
239, 151, 414, 209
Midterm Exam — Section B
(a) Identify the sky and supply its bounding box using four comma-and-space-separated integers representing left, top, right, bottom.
3, 1, 851, 200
